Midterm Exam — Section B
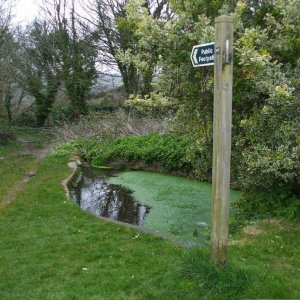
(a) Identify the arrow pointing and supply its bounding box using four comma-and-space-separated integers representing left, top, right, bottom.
193, 48, 198, 65
191, 42, 215, 67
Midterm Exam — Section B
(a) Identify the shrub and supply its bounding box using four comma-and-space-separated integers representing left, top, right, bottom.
233, 189, 300, 221
49, 142, 79, 158
186, 137, 213, 182
48, 102, 75, 126
79, 133, 193, 172
14, 109, 37, 127
125, 93, 175, 118
0, 124, 15, 146
52, 133, 193, 174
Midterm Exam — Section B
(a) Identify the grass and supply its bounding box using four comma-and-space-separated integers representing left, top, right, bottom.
179, 249, 260, 299
14, 126, 54, 149
177, 218, 300, 299
0, 127, 53, 203
0, 155, 199, 299
230, 219, 300, 299
0, 141, 35, 202
0, 128, 299, 299
109, 171, 240, 246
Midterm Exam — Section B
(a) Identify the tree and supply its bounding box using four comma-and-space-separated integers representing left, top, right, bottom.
0, 30, 20, 125
83, 0, 169, 96
45, 0, 97, 117
18, 0, 97, 125
21, 21, 61, 127
0, 0, 19, 144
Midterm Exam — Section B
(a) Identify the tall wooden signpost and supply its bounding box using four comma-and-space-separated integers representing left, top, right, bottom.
191, 16, 233, 266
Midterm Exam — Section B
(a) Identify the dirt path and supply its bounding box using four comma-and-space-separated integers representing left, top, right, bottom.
18, 137, 53, 159
0, 137, 53, 210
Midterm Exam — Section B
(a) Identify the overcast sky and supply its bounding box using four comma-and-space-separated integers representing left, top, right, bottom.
13, 0, 86, 25
13, 0, 40, 24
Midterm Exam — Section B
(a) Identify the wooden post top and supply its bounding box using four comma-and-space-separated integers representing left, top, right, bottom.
215, 15, 233, 23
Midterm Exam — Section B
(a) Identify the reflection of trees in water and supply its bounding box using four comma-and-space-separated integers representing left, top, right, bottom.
77, 176, 150, 226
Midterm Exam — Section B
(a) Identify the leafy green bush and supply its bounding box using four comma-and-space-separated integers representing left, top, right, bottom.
233, 189, 300, 221
50, 142, 79, 158
14, 109, 37, 127
87, 102, 115, 113
48, 102, 75, 126
0, 124, 15, 146
230, 188, 300, 234
186, 138, 213, 182
52, 133, 193, 173
125, 93, 175, 117
83, 133, 193, 172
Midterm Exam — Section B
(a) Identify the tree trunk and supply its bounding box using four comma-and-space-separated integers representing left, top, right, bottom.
4, 93, 12, 125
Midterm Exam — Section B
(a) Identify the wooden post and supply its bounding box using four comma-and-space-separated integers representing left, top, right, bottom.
211, 15, 233, 266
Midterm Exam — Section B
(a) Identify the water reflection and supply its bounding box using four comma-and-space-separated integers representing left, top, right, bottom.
72, 168, 150, 226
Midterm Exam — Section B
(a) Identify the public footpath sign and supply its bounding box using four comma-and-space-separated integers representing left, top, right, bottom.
190, 42, 215, 67
191, 16, 233, 266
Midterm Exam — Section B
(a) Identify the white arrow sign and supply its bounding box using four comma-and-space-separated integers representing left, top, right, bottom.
191, 42, 215, 67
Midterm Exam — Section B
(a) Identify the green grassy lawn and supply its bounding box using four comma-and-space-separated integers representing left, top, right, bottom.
0, 130, 299, 299
109, 171, 239, 246
0, 141, 36, 202
0, 127, 53, 203
230, 220, 300, 299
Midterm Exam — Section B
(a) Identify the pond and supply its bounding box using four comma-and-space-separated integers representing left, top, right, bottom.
71, 167, 151, 226
71, 167, 240, 246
